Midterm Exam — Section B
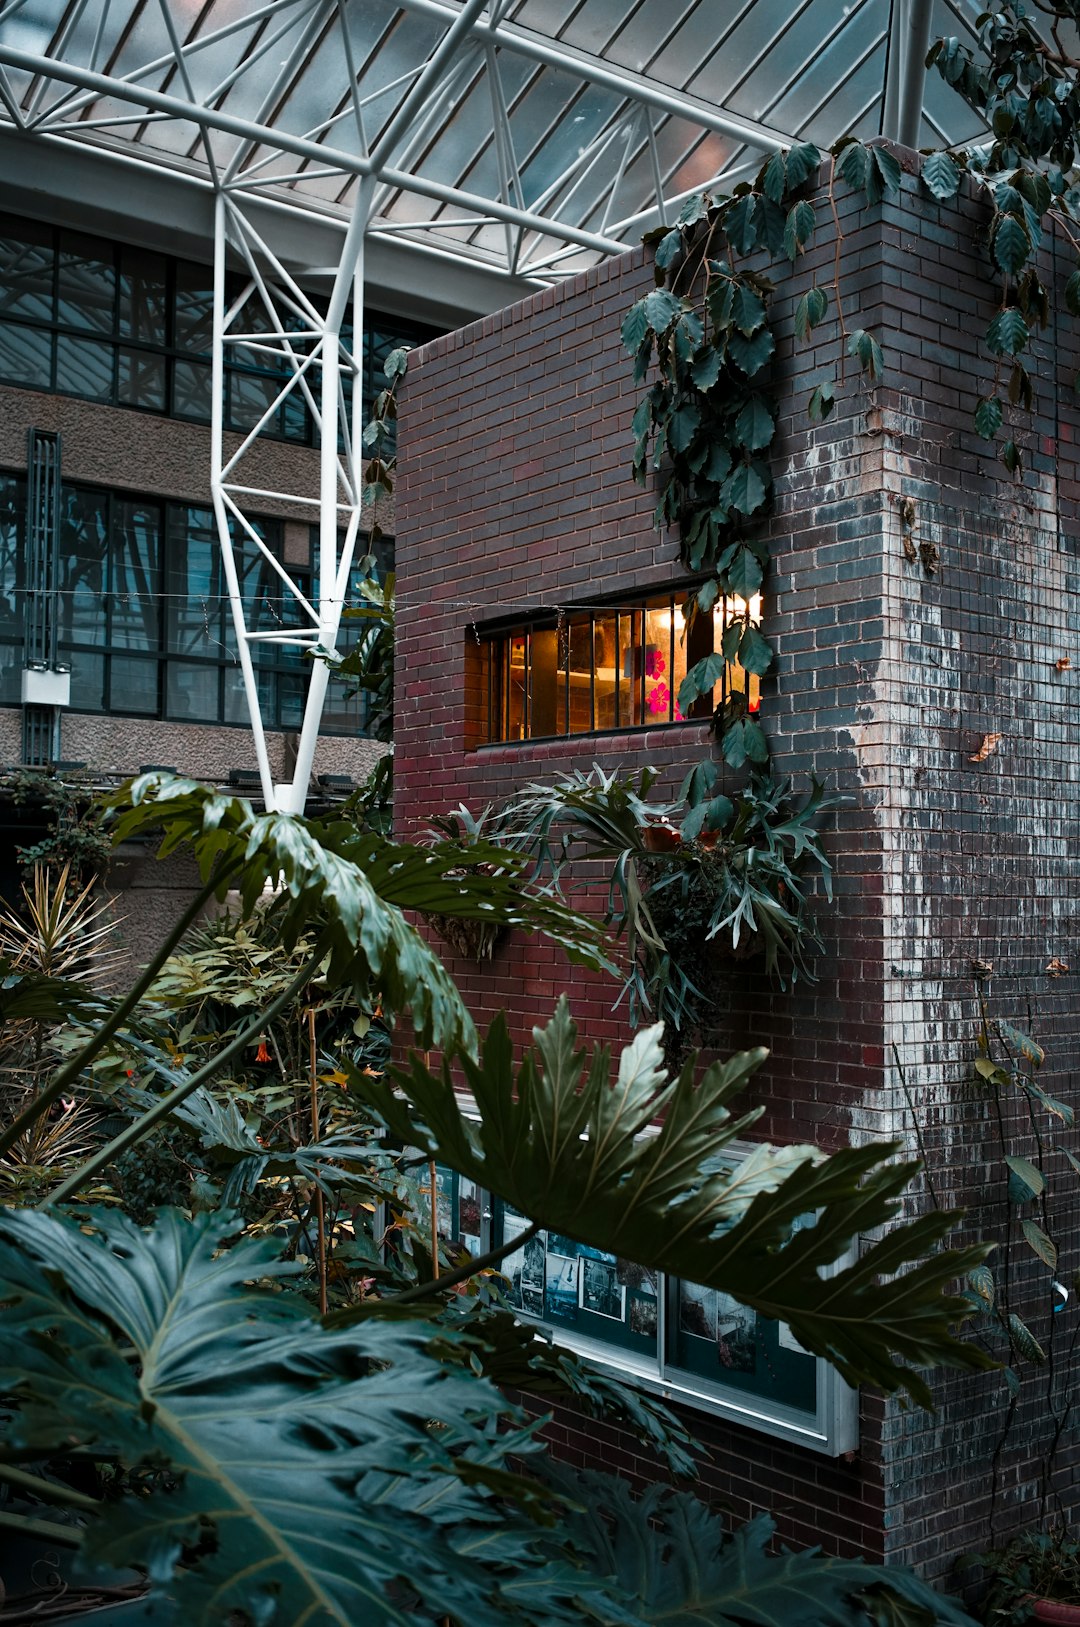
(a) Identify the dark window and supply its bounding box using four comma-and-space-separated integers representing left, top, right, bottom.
484, 590, 762, 743
0, 211, 438, 443
1, 472, 367, 736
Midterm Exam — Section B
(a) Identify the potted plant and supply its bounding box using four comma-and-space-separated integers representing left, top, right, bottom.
963, 1531, 1080, 1625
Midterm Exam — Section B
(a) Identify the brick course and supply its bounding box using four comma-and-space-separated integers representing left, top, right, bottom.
395, 156, 1080, 1583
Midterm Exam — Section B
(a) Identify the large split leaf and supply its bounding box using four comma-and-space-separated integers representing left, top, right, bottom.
544, 1470, 976, 1626
107, 776, 612, 1058
357, 1001, 993, 1402
0, 1207, 592, 1627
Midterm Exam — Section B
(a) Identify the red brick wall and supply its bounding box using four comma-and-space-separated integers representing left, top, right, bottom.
394, 153, 1080, 1581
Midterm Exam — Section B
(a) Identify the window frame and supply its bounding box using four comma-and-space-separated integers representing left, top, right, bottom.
417, 1137, 859, 1458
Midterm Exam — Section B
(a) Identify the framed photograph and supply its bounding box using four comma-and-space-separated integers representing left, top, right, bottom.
716, 1292, 757, 1374
579, 1256, 626, 1321
617, 1259, 658, 1296
678, 1280, 717, 1341
629, 1295, 658, 1338
545, 1252, 580, 1323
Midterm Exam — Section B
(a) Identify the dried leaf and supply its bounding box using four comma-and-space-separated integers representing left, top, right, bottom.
1046, 958, 1070, 977
1056, 657, 1072, 671
919, 539, 940, 575
902, 533, 918, 563
969, 732, 1003, 762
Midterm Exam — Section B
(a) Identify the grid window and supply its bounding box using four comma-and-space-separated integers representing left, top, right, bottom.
2, 471, 367, 737
0, 211, 437, 443
485, 590, 762, 743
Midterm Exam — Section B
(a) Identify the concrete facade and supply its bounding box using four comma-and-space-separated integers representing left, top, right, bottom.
394, 156, 1080, 1581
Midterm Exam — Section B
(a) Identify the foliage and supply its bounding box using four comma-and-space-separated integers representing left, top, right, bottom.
0, 1205, 598, 1627
361, 996, 993, 1404
960, 1529, 1080, 1624
925, 4, 1080, 473
539, 1467, 976, 1626
621, 137, 898, 767
0, 767, 111, 877
492, 762, 836, 1038
319, 553, 396, 745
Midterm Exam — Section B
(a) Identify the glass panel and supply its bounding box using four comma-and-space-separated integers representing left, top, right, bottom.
111, 654, 159, 715
564, 614, 593, 733
224, 665, 273, 725
66, 649, 106, 713
174, 263, 214, 355
321, 679, 362, 734
616, 609, 645, 727
166, 660, 219, 722
166, 505, 221, 654
279, 670, 306, 730
281, 388, 310, 443
668, 1277, 816, 1412
118, 347, 165, 411
497, 1199, 657, 1357
592, 614, 618, 729
56, 334, 113, 401
643, 600, 675, 723
529, 626, 558, 737
57, 231, 115, 333
0, 321, 52, 387
172, 360, 213, 420
58, 486, 108, 648
119, 247, 167, 344
228, 369, 279, 431
111, 499, 161, 650
0, 219, 54, 321
0, 644, 19, 705
0, 476, 22, 705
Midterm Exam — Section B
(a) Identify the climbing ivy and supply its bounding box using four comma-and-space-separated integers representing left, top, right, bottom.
621, 136, 894, 768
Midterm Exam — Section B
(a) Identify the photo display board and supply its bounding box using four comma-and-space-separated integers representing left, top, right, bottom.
418, 1164, 857, 1456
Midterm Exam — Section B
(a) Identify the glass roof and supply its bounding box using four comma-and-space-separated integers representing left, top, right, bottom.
0, 0, 995, 282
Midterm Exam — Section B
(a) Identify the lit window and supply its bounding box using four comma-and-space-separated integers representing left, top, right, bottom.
484, 591, 761, 743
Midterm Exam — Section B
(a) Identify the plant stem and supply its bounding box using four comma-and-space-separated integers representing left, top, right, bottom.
308, 1003, 328, 1317
0, 1508, 84, 1547
428, 1155, 440, 1281
0, 862, 241, 1160
0, 1461, 99, 1511
39, 954, 318, 1207
324, 1220, 542, 1327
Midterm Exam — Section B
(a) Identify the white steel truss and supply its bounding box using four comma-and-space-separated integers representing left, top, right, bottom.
0, 0, 986, 808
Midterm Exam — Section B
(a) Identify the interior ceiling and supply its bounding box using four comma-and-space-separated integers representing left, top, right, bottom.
0, 0, 993, 283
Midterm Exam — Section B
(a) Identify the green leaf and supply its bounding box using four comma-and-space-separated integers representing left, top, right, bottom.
1004, 1366, 1021, 1399
383, 346, 410, 381
1008, 1311, 1046, 1364
621, 300, 649, 352
1001, 439, 1023, 476
784, 142, 821, 190
654, 228, 684, 270
974, 396, 1003, 439
1021, 1219, 1058, 1271
808, 379, 835, 422
719, 463, 767, 517
668, 403, 700, 453
997, 1020, 1044, 1067
738, 623, 775, 676
678, 654, 725, 713
728, 326, 775, 377
734, 394, 776, 451
921, 149, 961, 201
644, 288, 684, 334
677, 191, 709, 227
794, 287, 828, 342
871, 144, 903, 197
783, 199, 816, 261
0, 1208, 579, 1627
1005, 1154, 1044, 1203
1066, 267, 1080, 317
986, 307, 1030, 357
731, 282, 766, 335
760, 150, 787, 204
991, 212, 1031, 276
690, 347, 722, 390
847, 328, 884, 382
967, 1265, 995, 1307
722, 715, 771, 768
537, 1471, 976, 1627
359, 1001, 993, 1402
723, 194, 760, 255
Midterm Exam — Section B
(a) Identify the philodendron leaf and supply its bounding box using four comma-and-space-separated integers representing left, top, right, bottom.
1021, 1219, 1058, 1271
1008, 1311, 1046, 1365
357, 1000, 994, 1403
106, 777, 612, 1059
542, 1470, 976, 1627
0, 1208, 593, 1627
1005, 1154, 1044, 1203
997, 1020, 1044, 1067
